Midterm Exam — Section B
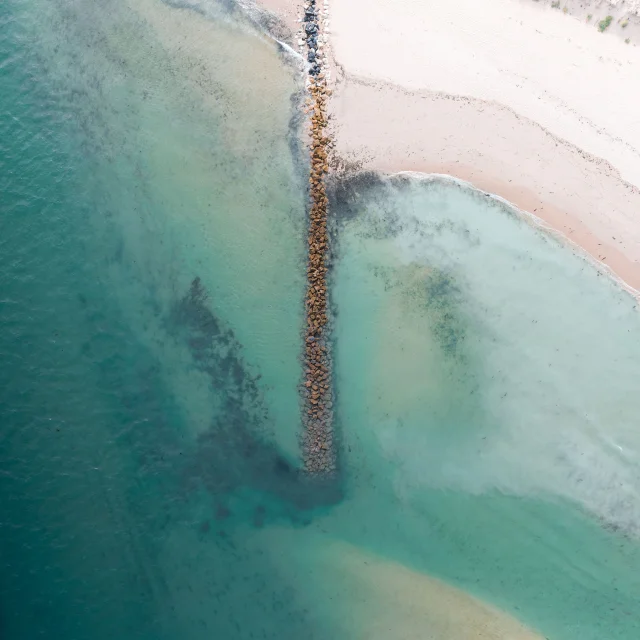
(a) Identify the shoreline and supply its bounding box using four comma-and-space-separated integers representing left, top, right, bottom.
327, 74, 640, 294
329, 0, 640, 186
325, 0, 640, 294
259, 0, 640, 294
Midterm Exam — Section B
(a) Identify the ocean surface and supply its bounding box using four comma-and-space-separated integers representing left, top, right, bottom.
1, 0, 640, 638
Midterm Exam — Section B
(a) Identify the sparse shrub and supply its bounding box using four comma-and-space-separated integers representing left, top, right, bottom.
563, 6, 568, 13
551, 1, 560, 8
621, 19, 629, 28
598, 15, 613, 31
587, 14, 592, 21
625, 37, 631, 44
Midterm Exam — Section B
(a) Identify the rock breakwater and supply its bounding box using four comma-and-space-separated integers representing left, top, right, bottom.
299, 0, 336, 475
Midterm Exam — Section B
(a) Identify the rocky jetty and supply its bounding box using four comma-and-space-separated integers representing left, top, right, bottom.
299, 0, 336, 476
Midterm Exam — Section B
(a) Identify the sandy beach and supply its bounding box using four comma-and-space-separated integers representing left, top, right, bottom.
261, 0, 640, 292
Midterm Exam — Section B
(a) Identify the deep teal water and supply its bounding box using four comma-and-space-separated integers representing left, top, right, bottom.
2, 0, 640, 638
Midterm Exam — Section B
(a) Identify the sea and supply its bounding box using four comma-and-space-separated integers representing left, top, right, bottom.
1, 0, 640, 638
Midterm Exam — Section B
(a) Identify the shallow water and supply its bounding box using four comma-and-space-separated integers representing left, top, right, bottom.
1, 0, 640, 638
330, 173, 640, 638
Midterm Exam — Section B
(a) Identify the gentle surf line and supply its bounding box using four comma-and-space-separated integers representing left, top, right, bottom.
392, 170, 640, 302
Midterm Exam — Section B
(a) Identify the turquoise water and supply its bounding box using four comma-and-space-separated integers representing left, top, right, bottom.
1, 0, 640, 638
330, 173, 640, 638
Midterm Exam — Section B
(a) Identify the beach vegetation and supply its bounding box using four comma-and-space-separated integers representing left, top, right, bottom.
621, 19, 629, 28
587, 14, 592, 21
598, 15, 613, 32
563, 6, 568, 13
551, 1, 560, 8
625, 37, 631, 43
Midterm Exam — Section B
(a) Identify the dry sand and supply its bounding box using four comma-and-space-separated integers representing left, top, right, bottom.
260, 0, 640, 292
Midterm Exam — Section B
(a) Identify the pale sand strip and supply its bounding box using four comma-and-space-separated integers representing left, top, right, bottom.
326, 0, 640, 293
332, 543, 545, 640
263, 526, 546, 640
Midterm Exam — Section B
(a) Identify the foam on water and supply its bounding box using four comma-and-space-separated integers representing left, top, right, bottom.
2, 0, 640, 638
